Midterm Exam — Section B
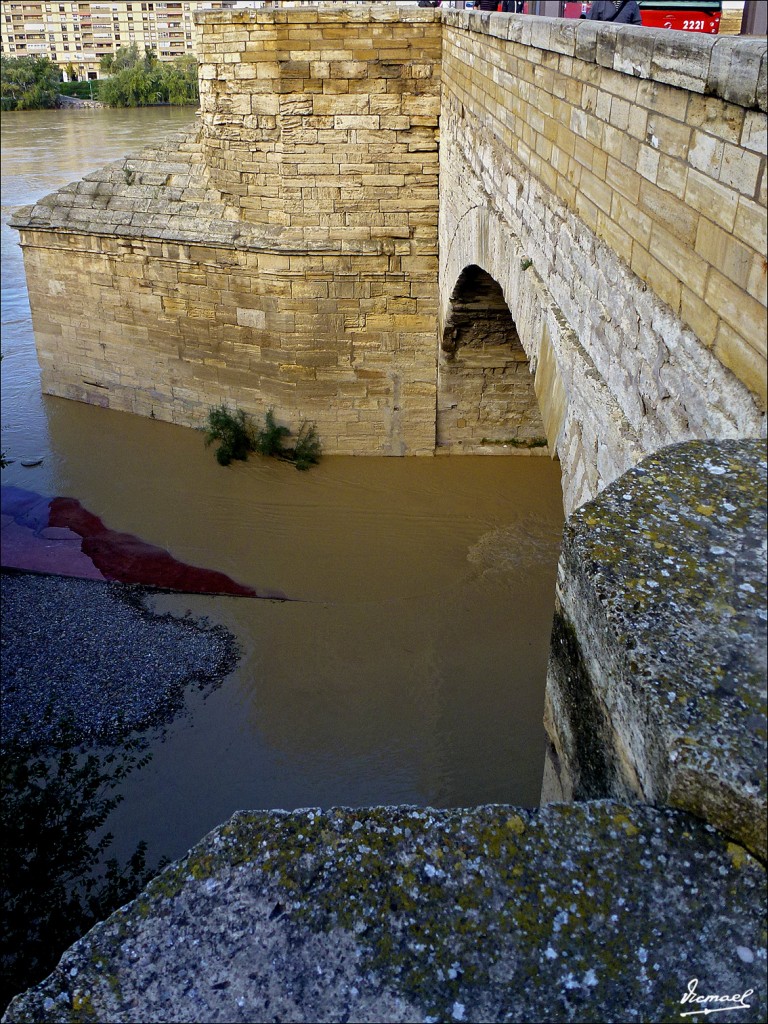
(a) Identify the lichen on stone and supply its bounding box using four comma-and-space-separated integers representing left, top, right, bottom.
4, 802, 766, 1024
547, 439, 767, 861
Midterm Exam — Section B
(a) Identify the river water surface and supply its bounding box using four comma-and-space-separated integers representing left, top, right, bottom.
1, 107, 564, 867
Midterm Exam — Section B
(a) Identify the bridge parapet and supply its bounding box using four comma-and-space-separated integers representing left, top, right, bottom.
439, 10, 766, 510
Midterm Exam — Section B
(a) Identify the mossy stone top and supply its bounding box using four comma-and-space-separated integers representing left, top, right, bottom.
561, 438, 766, 859
3, 802, 765, 1024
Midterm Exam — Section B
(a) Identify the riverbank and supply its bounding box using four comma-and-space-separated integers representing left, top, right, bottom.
0, 570, 239, 751
56, 94, 104, 109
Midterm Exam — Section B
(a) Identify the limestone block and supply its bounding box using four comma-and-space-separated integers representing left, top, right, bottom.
714, 322, 768, 407
236, 308, 266, 330
696, 218, 756, 291
719, 142, 763, 196
613, 28, 655, 81
687, 93, 745, 144
680, 286, 719, 348
706, 266, 766, 348
708, 37, 766, 111
650, 31, 716, 93
595, 23, 621, 72
741, 109, 768, 154
684, 165, 740, 231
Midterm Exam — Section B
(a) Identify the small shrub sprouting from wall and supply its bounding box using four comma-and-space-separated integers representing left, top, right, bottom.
204, 407, 321, 471
204, 406, 255, 466
252, 409, 290, 459
292, 421, 322, 471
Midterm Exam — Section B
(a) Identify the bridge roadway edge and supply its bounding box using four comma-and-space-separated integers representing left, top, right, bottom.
5, 7, 767, 1020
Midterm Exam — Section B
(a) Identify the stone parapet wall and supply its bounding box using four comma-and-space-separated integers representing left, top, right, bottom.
543, 438, 767, 862
439, 10, 766, 509
441, 10, 766, 407
4, 803, 766, 1023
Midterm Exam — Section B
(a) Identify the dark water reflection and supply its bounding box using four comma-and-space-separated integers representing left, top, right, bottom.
1, 107, 563, 868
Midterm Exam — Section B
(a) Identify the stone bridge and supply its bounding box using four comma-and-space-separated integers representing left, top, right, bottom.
11, 4, 767, 514
5, 8, 767, 1020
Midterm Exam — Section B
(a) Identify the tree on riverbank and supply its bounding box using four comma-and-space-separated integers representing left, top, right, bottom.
0, 56, 61, 111
98, 45, 198, 107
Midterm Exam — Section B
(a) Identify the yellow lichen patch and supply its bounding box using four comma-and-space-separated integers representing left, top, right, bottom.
611, 811, 640, 837
506, 815, 526, 836
726, 842, 749, 870
70, 990, 97, 1022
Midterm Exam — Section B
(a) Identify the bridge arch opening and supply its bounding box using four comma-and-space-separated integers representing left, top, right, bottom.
437, 265, 548, 453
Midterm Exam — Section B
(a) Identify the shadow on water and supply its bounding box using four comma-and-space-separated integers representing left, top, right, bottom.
0, 728, 160, 1013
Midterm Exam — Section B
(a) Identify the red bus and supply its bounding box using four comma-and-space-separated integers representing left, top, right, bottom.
562, 1, 723, 32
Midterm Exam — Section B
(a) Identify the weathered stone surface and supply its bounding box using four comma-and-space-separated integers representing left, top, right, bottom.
3, 802, 766, 1024
544, 439, 767, 861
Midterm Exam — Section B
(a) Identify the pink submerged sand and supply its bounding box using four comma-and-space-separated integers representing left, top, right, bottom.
2, 487, 288, 600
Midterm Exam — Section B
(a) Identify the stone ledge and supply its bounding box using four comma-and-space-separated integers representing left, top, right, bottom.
3, 802, 765, 1024
194, 6, 441, 27
8, 125, 425, 258
545, 439, 767, 861
441, 10, 768, 112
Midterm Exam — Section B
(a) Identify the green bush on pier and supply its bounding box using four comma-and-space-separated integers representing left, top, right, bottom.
204, 407, 322, 471
204, 406, 256, 466
253, 409, 291, 459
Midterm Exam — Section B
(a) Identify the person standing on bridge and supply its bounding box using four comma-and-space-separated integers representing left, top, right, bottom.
585, 0, 642, 23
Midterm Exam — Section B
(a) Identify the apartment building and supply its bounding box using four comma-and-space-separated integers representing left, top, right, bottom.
0, 2, 239, 80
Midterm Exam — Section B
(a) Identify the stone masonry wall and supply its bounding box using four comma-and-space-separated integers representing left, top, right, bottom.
439, 10, 766, 511
13, 6, 442, 456
196, 6, 441, 234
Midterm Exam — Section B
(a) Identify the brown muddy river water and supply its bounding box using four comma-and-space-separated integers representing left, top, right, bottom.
1, 107, 563, 867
